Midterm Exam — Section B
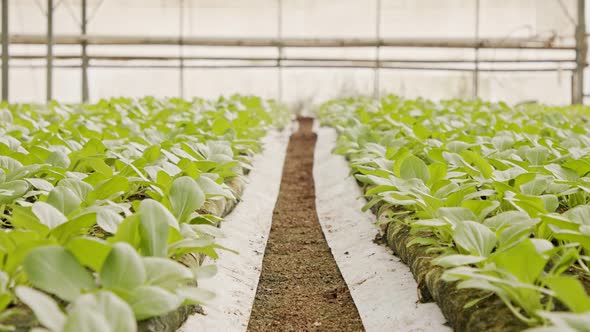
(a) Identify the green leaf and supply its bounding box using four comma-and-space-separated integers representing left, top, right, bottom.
167, 237, 216, 258
453, 220, 496, 257
87, 175, 129, 203
190, 224, 225, 238
0, 156, 23, 172
505, 192, 548, 217
565, 205, 590, 226
93, 206, 124, 234
491, 136, 513, 151
66, 237, 112, 271
142, 257, 193, 290
109, 214, 140, 248
544, 276, 590, 313
169, 176, 205, 223
461, 200, 499, 222
399, 155, 429, 183
193, 264, 218, 279
46, 151, 70, 168
63, 306, 109, 332
437, 207, 477, 224
461, 150, 494, 178
138, 200, 172, 257
196, 175, 234, 199
545, 164, 579, 182
127, 286, 182, 320
100, 242, 146, 291
0, 180, 29, 204
525, 146, 549, 165
176, 286, 215, 305
489, 239, 547, 283
531, 311, 590, 332
58, 178, 93, 201
50, 213, 97, 244
553, 231, 590, 251
32, 202, 68, 229
11, 205, 48, 233
24, 246, 96, 302
15, 286, 65, 332
520, 178, 549, 196
212, 116, 231, 135
540, 195, 559, 213
433, 254, 486, 268
68, 291, 137, 332
484, 211, 534, 231
427, 163, 447, 185
47, 186, 82, 216
25, 178, 54, 192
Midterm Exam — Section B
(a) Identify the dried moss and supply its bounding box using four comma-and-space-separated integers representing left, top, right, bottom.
384, 216, 528, 332
138, 304, 201, 332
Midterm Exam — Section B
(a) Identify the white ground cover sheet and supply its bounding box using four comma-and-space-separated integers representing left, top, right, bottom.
179, 128, 292, 332
313, 126, 450, 332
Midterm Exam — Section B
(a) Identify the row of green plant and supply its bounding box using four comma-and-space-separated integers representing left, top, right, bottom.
318, 95, 590, 331
0, 96, 289, 331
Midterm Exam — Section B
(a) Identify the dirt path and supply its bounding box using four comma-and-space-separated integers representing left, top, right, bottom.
247, 118, 364, 332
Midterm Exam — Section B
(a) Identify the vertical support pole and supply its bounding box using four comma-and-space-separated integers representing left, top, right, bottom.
81, 0, 89, 102
46, 0, 53, 102
277, 0, 283, 103
574, 0, 586, 104
179, 0, 184, 99
373, 0, 381, 98
1, 0, 8, 102
473, 0, 480, 100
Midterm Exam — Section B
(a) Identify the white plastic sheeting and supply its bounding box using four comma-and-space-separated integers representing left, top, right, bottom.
3, 0, 582, 105
178, 127, 291, 332
313, 126, 450, 332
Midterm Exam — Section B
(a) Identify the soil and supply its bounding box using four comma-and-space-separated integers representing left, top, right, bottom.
247, 118, 364, 332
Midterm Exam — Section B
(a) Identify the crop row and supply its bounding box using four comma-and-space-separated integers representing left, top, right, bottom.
318, 96, 590, 332
0, 96, 289, 332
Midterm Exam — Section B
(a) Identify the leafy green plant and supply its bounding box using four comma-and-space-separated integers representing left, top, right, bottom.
0, 96, 289, 329
318, 95, 590, 328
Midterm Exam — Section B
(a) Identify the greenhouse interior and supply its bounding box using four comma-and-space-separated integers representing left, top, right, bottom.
1, 1, 590, 332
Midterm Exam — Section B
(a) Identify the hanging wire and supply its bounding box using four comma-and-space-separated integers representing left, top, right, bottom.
556, 0, 577, 26
32, 0, 46, 15
62, 0, 82, 27
86, 0, 105, 24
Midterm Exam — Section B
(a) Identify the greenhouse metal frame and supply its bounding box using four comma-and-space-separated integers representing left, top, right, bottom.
0, 0, 587, 104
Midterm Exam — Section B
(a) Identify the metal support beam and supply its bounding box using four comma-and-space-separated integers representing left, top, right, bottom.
1, 54, 577, 64
373, 0, 381, 98
1, 54, 578, 63
10, 63, 577, 72
473, 0, 480, 99
1, 0, 8, 102
46, 0, 53, 102
574, 0, 586, 104
7, 35, 575, 49
81, 0, 89, 102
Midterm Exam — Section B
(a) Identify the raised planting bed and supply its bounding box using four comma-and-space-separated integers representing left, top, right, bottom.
0, 96, 290, 332
318, 95, 590, 332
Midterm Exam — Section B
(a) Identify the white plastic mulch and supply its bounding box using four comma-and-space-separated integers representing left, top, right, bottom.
313, 126, 450, 332
178, 127, 292, 332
